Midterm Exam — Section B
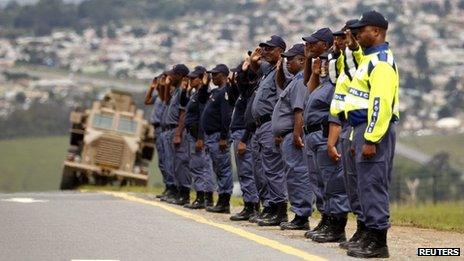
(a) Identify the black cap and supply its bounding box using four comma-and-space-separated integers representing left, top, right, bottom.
349, 10, 388, 30
187, 65, 206, 78
319, 51, 330, 60
281, 43, 305, 58
230, 62, 243, 73
207, 64, 230, 75
165, 64, 189, 77
259, 35, 287, 51
302, 28, 334, 45
333, 19, 359, 36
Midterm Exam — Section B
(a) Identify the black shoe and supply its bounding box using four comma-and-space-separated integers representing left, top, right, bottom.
184, 191, 205, 209
280, 215, 310, 230
155, 186, 168, 199
340, 220, 366, 249
305, 214, 329, 239
172, 186, 190, 205
250, 206, 271, 223
206, 193, 231, 213
204, 192, 214, 208
230, 202, 259, 221
258, 202, 288, 226
347, 228, 389, 258
161, 186, 178, 202
312, 214, 347, 243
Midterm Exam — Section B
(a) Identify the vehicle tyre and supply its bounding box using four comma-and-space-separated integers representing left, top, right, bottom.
60, 166, 78, 190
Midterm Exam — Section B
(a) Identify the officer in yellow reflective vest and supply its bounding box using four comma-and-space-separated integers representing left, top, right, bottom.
343, 10, 399, 259
327, 19, 367, 250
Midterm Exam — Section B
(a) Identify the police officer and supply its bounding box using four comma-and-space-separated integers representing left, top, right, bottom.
241, 55, 271, 223
328, 19, 367, 250
182, 66, 216, 209
272, 43, 314, 230
144, 74, 169, 198
344, 11, 399, 258
304, 50, 351, 243
201, 64, 234, 213
164, 64, 192, 205
159, 74, 179, 202
248, 35, 288, 226
228, 62, 260, 221
302, 28, 337, 239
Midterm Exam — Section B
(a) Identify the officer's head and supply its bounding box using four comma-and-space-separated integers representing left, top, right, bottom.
208, 64, 229, 86
318, 53, 330, 78
165, 64, 189, 86
349, 10, 388, 49
259, 35, 286, 65
188, 66, 207, 88
281, 43, 306, 75
302, 28, 333, 58
333, 19, 360, 51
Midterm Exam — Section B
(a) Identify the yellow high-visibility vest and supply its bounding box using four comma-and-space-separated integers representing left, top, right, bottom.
344, 43, 400, 143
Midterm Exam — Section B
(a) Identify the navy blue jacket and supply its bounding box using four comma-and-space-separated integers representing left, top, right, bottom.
200, 84, 233, 139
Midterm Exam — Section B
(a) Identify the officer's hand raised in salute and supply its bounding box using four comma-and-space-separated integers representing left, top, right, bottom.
219, 139, 228, 152
345, 29, 359, 51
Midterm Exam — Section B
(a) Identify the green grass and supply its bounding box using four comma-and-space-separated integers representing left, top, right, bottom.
0, 136, 162, 192
391, 201, 464, 233
399, 133, 464, 170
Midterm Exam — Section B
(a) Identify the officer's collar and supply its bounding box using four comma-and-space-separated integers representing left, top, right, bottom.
209, 85, 219, 91
364, 42, 389, 55
294, 70, 304, 77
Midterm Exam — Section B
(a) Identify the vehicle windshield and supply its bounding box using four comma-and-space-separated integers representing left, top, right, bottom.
92, 114, 114, 130
117, 117, 138, 134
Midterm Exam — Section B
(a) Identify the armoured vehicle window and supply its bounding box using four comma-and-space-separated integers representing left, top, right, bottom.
118, 118, 138, 134
92, 114, 114, 130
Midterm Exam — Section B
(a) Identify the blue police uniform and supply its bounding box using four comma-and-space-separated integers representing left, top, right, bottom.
165, 86, 191, 189
200, 84, 234, 196
251, 62, 287, 205
303, 76, 350, 217
149, 94, 168, 184
228, 70, 259, 204
271, 71, 313, 218
183, 85, 216, 193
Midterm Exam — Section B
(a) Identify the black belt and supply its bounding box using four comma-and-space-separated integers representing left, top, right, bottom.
304, 124, 321, 135
256, 114, 272, 127
186, 125, 199, 139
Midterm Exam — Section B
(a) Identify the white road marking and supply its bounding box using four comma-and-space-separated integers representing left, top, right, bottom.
71, 260, 119, 261
1, 197, 48, 203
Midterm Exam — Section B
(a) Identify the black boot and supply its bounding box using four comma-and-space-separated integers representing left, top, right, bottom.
230, 202, 259, 221
258, 202, 288, 226
250, 205, 271, 223
339, 220, 366, 249
312, 214, 347, 243
280, 215, 310, 230
172, 186, 190, 205
305, 213, 329, 239
206, 193, 231, 213
347, 228, 389, 258
161, 186, 178, 202
155, 186, 168, 199
184, 191, 205, 209
204, 192, 214, 208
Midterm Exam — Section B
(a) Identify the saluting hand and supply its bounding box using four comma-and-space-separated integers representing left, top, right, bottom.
345, 29, 359, 51
150, 77, 158, 90
362, 144, 377, 159
202, 72, 210, 86
250, 47, 263, 63
180, 77, 189, 90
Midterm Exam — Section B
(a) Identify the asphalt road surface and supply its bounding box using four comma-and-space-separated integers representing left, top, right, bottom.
0, 192, 353, 261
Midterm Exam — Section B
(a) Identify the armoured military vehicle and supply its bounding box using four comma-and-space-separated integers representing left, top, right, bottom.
60, 90, 154, 189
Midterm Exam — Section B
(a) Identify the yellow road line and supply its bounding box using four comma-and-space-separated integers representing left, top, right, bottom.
101, 191, 327, 261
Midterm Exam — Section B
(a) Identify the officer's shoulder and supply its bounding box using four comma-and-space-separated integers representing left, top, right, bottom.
368, 51, 396, 75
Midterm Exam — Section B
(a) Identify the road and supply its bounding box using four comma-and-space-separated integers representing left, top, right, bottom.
0, 191, 352, 261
